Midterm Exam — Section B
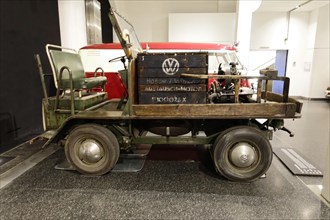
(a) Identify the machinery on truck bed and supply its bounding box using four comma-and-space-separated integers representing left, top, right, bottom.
36, 8, 302, 182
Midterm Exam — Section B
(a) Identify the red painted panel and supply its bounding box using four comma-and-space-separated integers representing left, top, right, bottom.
85, 72, 127, 99
81, 42, 236, 51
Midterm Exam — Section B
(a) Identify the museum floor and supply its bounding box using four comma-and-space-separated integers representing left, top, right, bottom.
0, 100, 329, 219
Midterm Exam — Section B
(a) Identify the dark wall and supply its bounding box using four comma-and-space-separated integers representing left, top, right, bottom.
0, 0, 61, 151
99, 0, 113, 43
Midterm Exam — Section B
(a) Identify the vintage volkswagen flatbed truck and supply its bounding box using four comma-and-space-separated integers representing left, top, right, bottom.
38, 9, 302, 182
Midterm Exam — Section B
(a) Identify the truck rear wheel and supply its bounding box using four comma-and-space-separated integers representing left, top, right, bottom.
212, 126, 272, 182
65, 124, 120, 175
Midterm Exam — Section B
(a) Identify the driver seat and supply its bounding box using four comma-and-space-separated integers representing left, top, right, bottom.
46, 44, 107, 114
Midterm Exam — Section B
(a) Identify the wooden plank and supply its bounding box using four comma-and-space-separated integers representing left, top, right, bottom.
139, 92, 207, 104
139, 84, 207, 92
132, 103, 298, 118
138, 77, 206, 85
138, 67, 207, 78
234, 79, 240, 103
137, 52, 208, 78
262, 91, 303, 113
257, 79, 262, 103
181, 73, 288, 81
137, 52, 208, 68
130, 59, 138, 104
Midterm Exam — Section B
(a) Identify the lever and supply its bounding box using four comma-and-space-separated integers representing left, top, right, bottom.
281, 126, 294, 137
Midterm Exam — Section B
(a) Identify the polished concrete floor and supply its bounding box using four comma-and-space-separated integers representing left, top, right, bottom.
276, 100, 330, 171
0, 100, 329, 219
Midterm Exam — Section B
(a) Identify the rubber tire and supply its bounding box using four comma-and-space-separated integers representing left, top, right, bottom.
212, 126, 273, 182
65, 124, 120, 175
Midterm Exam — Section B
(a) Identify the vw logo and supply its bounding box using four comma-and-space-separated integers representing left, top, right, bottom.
162, 58, 180, 76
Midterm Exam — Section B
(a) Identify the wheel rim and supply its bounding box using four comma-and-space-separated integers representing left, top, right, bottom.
229, 142, 257, 168
76, 139, 105, 164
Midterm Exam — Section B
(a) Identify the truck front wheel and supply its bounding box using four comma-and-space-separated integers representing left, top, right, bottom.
65, 124, 120, 175
212, 126, 272, 182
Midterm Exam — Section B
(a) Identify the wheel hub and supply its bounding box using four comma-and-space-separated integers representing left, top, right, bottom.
229, 142, 256, 168
78, 139, 104, 164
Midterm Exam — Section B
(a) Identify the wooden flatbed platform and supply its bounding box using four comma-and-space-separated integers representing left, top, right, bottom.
132, 102, 300, 119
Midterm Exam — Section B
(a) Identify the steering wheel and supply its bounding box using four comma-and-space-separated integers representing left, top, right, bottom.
109, 56, 127, 70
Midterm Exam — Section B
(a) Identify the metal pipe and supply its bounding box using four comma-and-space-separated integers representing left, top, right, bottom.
34, 54, 49, 105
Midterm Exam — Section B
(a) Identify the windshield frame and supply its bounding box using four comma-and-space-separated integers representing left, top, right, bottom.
108, 8, 142, 59
208, 51, 245, 74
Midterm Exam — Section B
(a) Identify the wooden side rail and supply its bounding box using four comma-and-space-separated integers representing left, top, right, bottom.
181, 73, 291, 104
